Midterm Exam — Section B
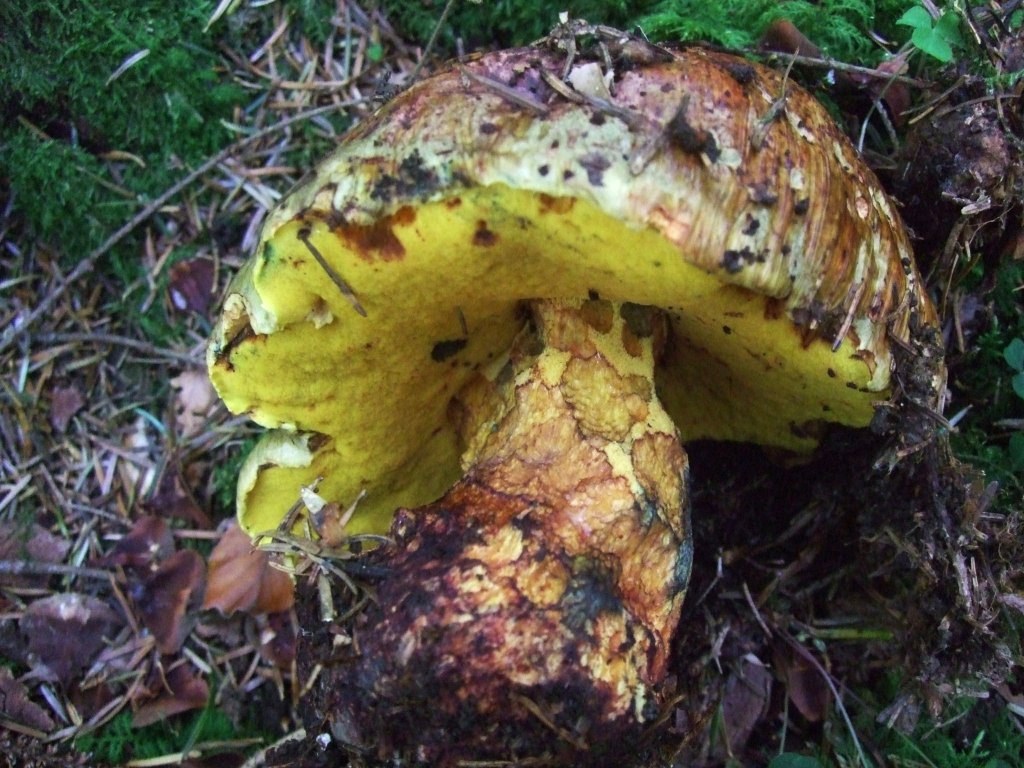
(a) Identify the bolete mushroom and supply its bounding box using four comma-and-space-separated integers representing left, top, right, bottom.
208, 34, 939, 764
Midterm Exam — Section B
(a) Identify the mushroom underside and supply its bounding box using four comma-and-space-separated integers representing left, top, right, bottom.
211, 186, 888, 540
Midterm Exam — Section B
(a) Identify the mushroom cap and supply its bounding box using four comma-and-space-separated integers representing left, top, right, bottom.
208, 43, 939, 537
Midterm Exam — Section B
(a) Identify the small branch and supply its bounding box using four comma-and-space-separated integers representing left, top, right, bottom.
35, 332, 199, 363
0, 559, 112, 581
753, 50, 931, 88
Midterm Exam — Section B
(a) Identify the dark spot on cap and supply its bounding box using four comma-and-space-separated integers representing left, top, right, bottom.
479, 122, 498, 135
473, 220, 498, 247
369, 149, 438, 201
794, 198, 810, 215
563, 169, 575, 181
742, 215, 760, 236
721, 246, 762, 274
747, 184, 779, 206
579, 153, 611, 186
431, 338, 468, 363
845, 381, 858, 389
722, 325, 732, 334
588, 289, 600, 300
660, 82, 674, 93
538, 164, 550, 176
827, 368, 836, 378
667, 107, 719, 161
722, 61, 756, 84
445, 197, 462, 209
589, 113, 607, 126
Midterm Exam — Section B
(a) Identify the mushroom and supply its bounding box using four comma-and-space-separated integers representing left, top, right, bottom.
208, 37, 940, 764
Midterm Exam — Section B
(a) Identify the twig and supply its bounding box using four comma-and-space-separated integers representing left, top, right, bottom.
408, 0, 458, 83
297, 228, 367, 317
0, 559, 112, 581
35, 332, 199, 363
0, 101, 364, 355
779, 629, 870, 768
459, 68, 550, 114
753, 50, 931, 88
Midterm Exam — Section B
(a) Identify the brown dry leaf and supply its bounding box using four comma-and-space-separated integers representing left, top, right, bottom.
49, 382, 86, 433
145, 468, 212, 528
95, 515, 174, 570
774, 641, 831, 723
132, 661, 210, 727
170, 370, 217, 440
136, 550, 206, 655
20, 593, 123, 685
258, 610, 296, 668
204, 521, 294, 616
718, 655, 772, 757
759, 19, 822, 57
0, 667, 55, 732
0, 522, 71, 589
168, 257, 215, 316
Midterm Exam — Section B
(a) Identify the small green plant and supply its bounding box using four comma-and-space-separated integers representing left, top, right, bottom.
896, 4, 964, 62
769, 754, 826, 768
1004, 338, 1024, 400
1004, 337, 1024, 467
74, 704, 252, 765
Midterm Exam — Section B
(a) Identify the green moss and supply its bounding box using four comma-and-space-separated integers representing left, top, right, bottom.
950, 260, 1024, 494
74, 704, 256, 765
377, 0, 650, 52
638, 0, 917, 62
0, 1, 244, 260
377, 0, 920, 65
213, 436, 258, 516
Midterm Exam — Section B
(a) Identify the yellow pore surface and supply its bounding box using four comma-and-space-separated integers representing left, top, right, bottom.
210, 184, 883, 537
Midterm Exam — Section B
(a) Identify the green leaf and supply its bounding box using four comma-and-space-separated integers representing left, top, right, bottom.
1004, 338, 1024, 372
1008, 432, 1024, 469
911, 25, 954, 62
769, 755, 826, 768
934, 11, 965, 45
896, 6, 933, 30
1012, 372, 1024, 401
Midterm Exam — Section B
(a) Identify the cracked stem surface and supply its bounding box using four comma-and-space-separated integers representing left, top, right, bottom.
341, 299, 692, 762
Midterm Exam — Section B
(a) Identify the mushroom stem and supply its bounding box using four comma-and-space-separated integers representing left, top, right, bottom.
340, 299, 692, 762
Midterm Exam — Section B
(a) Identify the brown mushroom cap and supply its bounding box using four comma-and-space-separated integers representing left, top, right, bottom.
208, 42, 939, 538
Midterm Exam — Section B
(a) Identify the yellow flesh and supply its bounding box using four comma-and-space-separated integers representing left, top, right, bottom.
212, 184, 881, 537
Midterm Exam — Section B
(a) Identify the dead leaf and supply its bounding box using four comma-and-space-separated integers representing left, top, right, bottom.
258, 610, 296, 669
95, 516, 174, 570
145, 468, 212, 528
135, 550, 206, 655
0, 667, 55, 732
20, 593, 123, 685
170, 370, 217, 440
168, 257, 215, 316
49, 383, 86, 433
132, 662, 209, 727
759, 19, 822, 57
0, 522, 71, 589
717, 655, 772, 757
204, 521, 294, 616
773, 641, 831, 723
